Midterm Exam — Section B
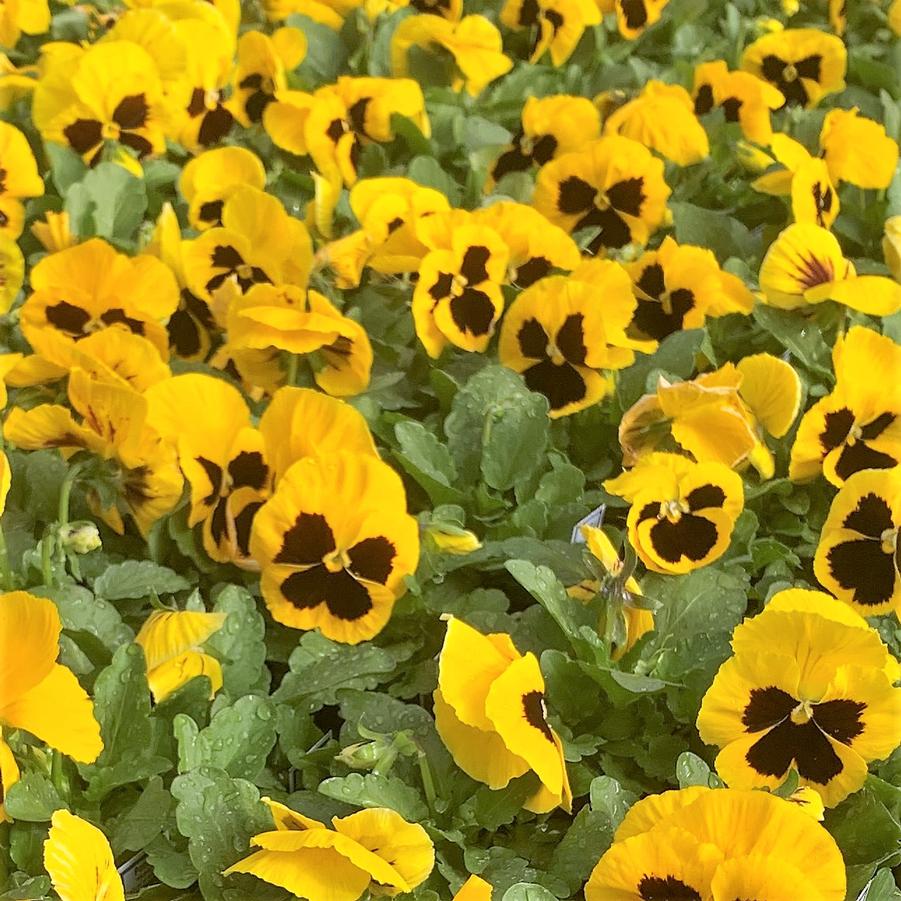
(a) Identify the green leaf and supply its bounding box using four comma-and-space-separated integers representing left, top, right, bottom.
670, 201, 758, 260
79, 643, 170, 800
170, 767, 271, 899
408, 155, 463, 204
205, 585, 270, 697
2, 772, 65, 822
615, 329, 705, 410
46, 144, 87, 194
393, 420, 464, 505
36, 584, 132, 652
110, 776, 172, 855
501, 886, 558, 901
458, 777, 537, 831
0, 875, 52, 900
92, 561, 191, 600
318, 773, 429, 822
65, 163, 148, 242
676, 751, 715, 788
272, 632, 408, 710
175, 696, 277, 781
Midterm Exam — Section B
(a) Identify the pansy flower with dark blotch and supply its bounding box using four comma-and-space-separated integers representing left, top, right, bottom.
751, 134, 838, 229
602, 81, 709, 167
820, 107, 900, 191
0, 122, 44, 240
588, 787, 847, 901
623, 236, 753, 344
20, 238, 179, 364
145, 374, 272, 566
533, 135, 670, 255
593, 0, 670, 39
166, 18, 235, 152
412, 218, 508, 358
474, 202, 581, 287
264, 76, 429, 188
179, 147, 267, 232
500, 0, 600, 67
605, 452, 744, 575
225, 800, 434, 900
227, 284, 374, 397
145, 204, 219, 363
692, 59, 785, 144
434, 617, 571, 813
250, 452, 419, 644
815, 469, 901, 618
32, 41, 167, 166
4, 367, 183, 537
182, 185, 313, 303
741, 27, 846, 108
791, 327, 901, 486
759, 223, 901, 314
498, 267, 638, 417
698, 588, 901, 807
322, 177, 450, 288
487, 95, 599, 190
229, 28, 306, 128
390, 14, 512, 96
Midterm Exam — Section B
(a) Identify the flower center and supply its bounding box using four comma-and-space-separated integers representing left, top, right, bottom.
595, 192, 611, 211
236, 263, 254, 280
881, 527, 898, 555
548, 343, 565, 365
204, 89, 220, 111
782, 63, 798, 82
660, 499, 688, 523
101, 122, 120, 140
450, 274, 468, 297
323, 548, 351, 573
791, 700, 814, 724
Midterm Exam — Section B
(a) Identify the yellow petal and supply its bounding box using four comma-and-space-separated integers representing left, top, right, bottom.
147, 650, 223, 703
44, 810, 124, 901
135, 610, 227, 672
736, 353, 802, 438
0, 591, 61, 707
1, 664, 102, 763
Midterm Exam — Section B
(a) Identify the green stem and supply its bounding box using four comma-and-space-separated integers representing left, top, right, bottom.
57, 463, 83, 529
0, 525, 11, 591
417, 750, 437, 810
41, 525, 54, 587
286, 352, 299, 387
50, 749, 68, 799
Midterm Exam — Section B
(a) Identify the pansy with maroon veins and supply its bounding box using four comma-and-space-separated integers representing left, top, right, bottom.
741, 27, 846, 108
229, 28, 306, 128
587, 787, 847, 900
603, 81, 709, 167
475, 202, 581, 287
698, 588, 901, 806
593, 0, 670, 39
692, 59, 785, 144
498, 266, 638, 417
412, 220, 508, 358
487, 95, 598, 190
4, 368, 183, 537
623, 236, 753, 344
264, 76, 429, 188
815, 468, 901, 617
19, 238, 179, 365
32, 41, 166, 166
434, 618, 571, 813
0, 122, 43, 240
791, 326, 901, 486
500, 0, 600, 67
533, 135, 670, 255
759, 223, 901, 314
182, 185, 313, 303
605, 453, 744, 575
250, 452, 418, 644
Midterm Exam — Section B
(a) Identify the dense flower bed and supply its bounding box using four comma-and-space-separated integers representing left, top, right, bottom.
1, 0, 901, 898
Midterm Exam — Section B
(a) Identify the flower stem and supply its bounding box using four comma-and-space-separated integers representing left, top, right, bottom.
57, 463, 84, 529
0, 525, 11, 591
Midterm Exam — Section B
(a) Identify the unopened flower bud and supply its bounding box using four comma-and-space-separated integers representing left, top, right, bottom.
59, 522, 102, 554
